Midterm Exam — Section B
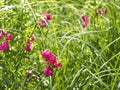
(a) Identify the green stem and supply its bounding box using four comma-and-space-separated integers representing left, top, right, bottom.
49, 76, 52, 90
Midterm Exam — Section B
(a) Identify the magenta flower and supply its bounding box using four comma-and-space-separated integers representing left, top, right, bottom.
81, 15, 86, 21
5, 34, 14, 40
0, 32, 3, 38
55, 62, 62, 68
1, 41, 9, 50
29, 35, 35, 41
82, 22, 87, 28
97, 9, 107, 14
41, 49, 62, 70
24, 34, 35, 52
26, 41, 32, 47
43, 66, 54, 76
24, 41, 32, 52
1, 29, 7, 36
97, 9, 103, 14
41, 49, 57, 65
38, 19, 48, 27
24, 45, 31, 52
81, 15, 90, 23
0, 45, 3, 51
41, 49, 51, 58
43, 13, 52, 20
81, 15, 90, 28
46, 54, 57, 65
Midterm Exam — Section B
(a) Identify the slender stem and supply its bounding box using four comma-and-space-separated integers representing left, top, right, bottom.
49, 76, 52, 90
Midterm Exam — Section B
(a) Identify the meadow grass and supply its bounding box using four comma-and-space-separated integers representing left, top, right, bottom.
0, 0, 120, 90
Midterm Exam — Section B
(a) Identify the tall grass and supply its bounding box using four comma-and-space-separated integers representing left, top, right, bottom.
0, 0, 120, 90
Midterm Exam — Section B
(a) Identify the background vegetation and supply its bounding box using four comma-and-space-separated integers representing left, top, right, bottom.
0, 0, 120, 90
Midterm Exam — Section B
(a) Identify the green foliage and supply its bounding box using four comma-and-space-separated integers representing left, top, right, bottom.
0, 0, 120, 90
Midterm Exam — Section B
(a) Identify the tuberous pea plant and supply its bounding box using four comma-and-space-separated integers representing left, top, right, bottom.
25, 13, 61, 84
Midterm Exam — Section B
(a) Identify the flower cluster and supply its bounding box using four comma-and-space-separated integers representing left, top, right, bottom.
97, 9, 107, 14
41, 49, 62, 76
38, 13, 52, 27
81, 15, 90, 28
0, 29, 13, 51
24, 35, 35, 52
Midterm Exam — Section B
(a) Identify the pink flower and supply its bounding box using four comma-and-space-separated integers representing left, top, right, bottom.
0, 45, 3, 51
5, 34, 14, 40
81, 15, 90, 28
97, 9, 107, 14
55, 62, 62, 68
43, 13, 52, 20
28, 35, 35, 42
81, 15, 90, 23
41, 49, 51, 58
24, 45, 31, 52
81, 15, 86, 21
1, 41, 9, 50
43, 66, 54, 76
82, 22, 87, 28
29, 35, 35, 41
26, 41, 32, 46
24, 41, 32, 52
24, 35, 35, 52
1, 29, 7, 36
41, 49, 62, 68
97, 9, 103, 14
0, 32, 3, 38
41, 49, 57, 65
38, 19, 48, 27
46, 54, 57, 65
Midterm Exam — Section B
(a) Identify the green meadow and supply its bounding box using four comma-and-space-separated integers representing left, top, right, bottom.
0, 0, 120, 90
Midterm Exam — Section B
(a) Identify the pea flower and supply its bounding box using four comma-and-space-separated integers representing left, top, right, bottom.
0, 29, 6, 38
43, 66, 54, 76
82, 22, 87, 28
41, 49, 57, 65
97, 9, 103, 14
41, 49, 51, 58
38, 19, 48, 27
5, 34, 14, 40
28, 35, 35, 41
81, 15, 90, 23
1, 29, 7, 36
0, 45, 3, 51
43, 13, 52, 20
41, 49, 62, 76
46, 54, 57, 65
0, 32, 3, 38
97, 9, 107, 14
1, 41, 9, 50
24, 41, 32, 52
55, 62, 62, 68
24, 35, 35, 52
24, 45, 31, 52
81, 15, 90, 28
